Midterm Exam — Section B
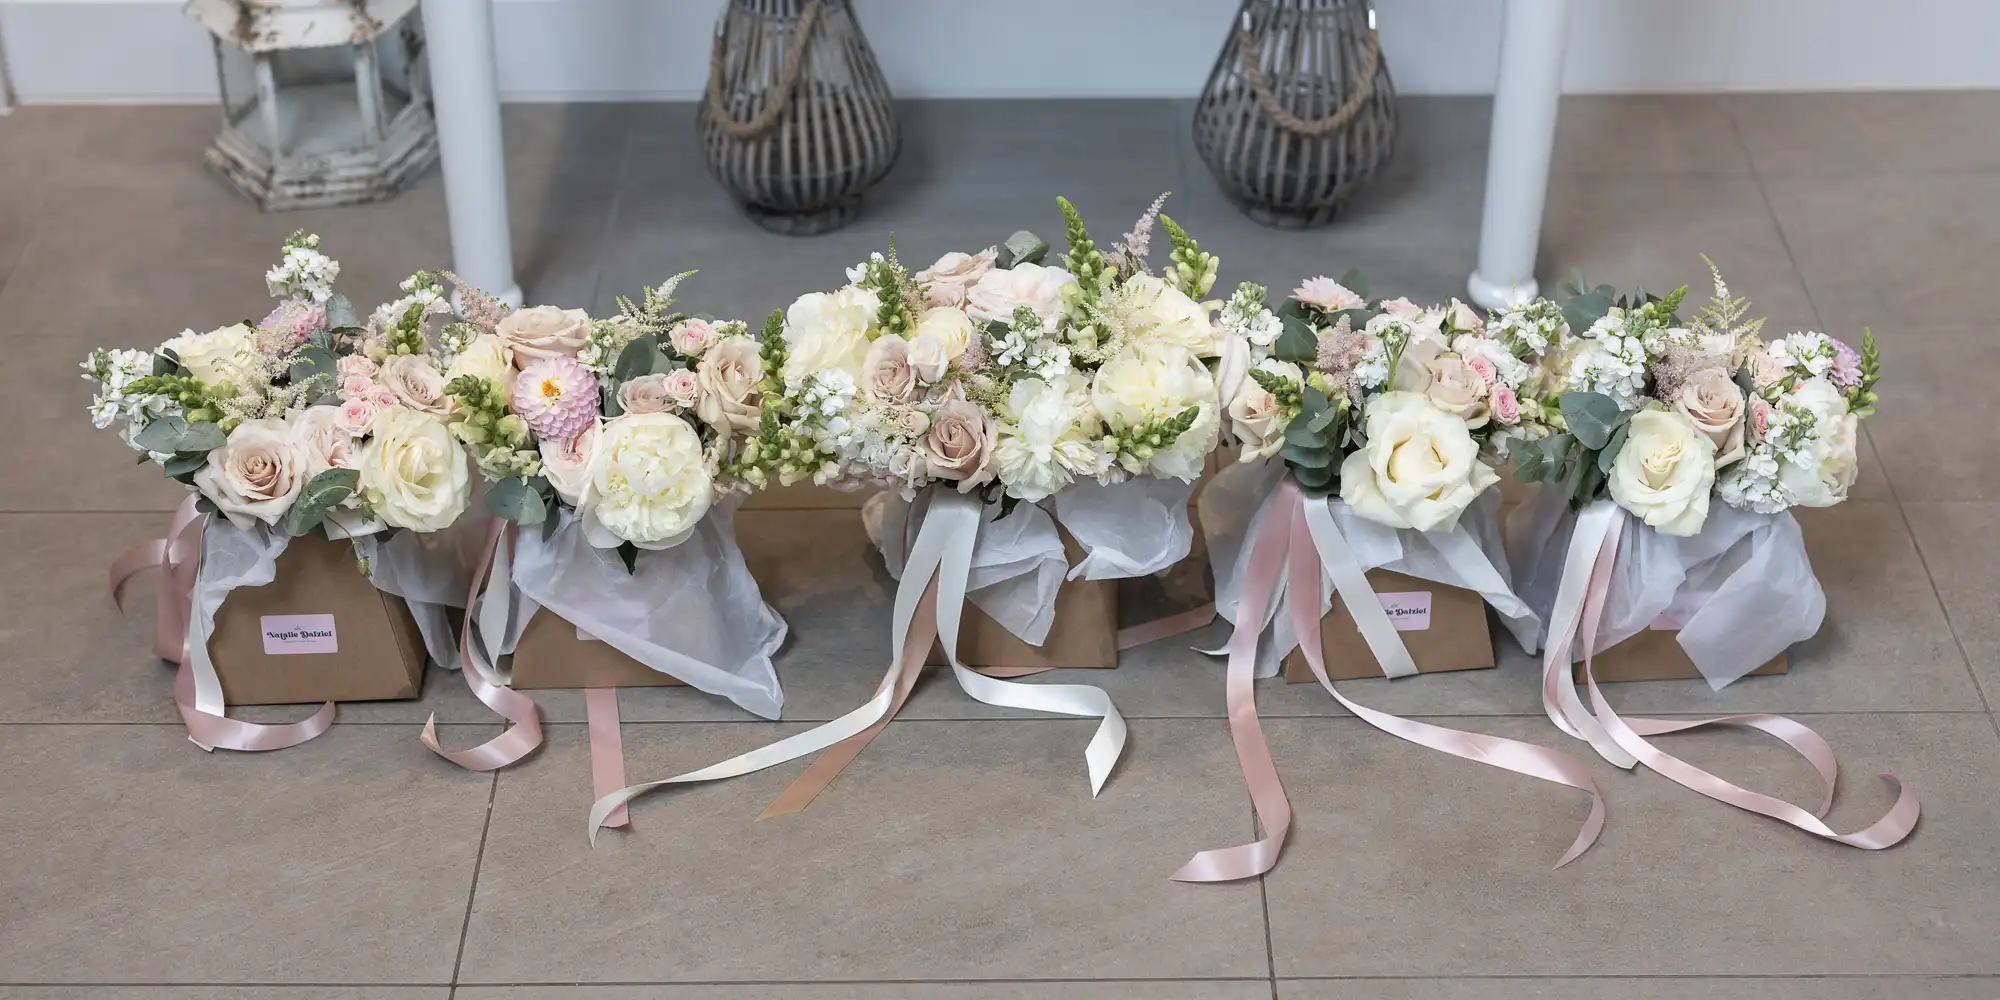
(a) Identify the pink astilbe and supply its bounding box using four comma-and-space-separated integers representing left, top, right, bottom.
1107, 191, 1172, 275
1651, 345, 1731, 405
1315, 315, 1369, 402
510, 355, 600, 440
445, 271, 513, 333
254, 300, 326, 359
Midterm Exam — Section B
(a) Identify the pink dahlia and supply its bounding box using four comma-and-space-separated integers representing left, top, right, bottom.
510, 355, 600, 440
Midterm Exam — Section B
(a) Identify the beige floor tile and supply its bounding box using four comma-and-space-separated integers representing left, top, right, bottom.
0, 991, 446, 1000
461, 985, 1268, 1000
0, 724, 492, 983
1261, 714, 2000, 977
1851, 327, 1998, 501
459, 719, 1267, 984
1903, 501, 2000, 705
1726, 90, 2000, 174
1280, 978, 2000, 999
1761, 173, 2000, 331
1555, 95, 1754, 175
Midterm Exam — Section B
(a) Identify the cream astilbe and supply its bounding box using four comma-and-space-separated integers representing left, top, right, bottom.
212, 350, 330, 426
1690, 255, 1764, 358
1651, 344, 1732, 406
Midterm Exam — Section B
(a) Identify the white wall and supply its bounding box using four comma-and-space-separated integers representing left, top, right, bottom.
4, 0, 1998, 104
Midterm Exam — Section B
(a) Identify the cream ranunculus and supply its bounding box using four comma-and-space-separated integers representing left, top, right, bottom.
694, 336, 764, 435
1674, 370, 1747, 468
965, 262, 1074, 328
782, 285, 877, 383
194, 416, 309, 529
860, 333, 917, 404
1090, 344, 1222, 482
444, 333, 516, 398
1608, 408, 1716, 536
496, 305, 591, 362
291, 404, 358, 480
161, 323, 255, 387
539, 418, 601, 506
378, 354, 455, 417
584, 411, 713, 550
915, 250, 997, 309
1116, 273, 1219, 357
358, 406, 472, 532
923, 398, 997, 491
1339, 391, 1498, 532
1228, 359, 1301, 462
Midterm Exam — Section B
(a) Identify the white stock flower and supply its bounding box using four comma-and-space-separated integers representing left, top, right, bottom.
1090, 344, 1221, 481
1339, 391, 1497, 532
1607, 408, 1716, 536
359, 406, 472, 532
584, 411, 713, 550
782, 285, 878, 383
161, 324, 256, 387
995, 374, 1104, 502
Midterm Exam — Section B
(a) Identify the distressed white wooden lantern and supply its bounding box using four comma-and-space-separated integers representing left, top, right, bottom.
185, 0, 439, 210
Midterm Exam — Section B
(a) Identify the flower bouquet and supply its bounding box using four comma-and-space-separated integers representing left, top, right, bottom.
88, 233, 482, 750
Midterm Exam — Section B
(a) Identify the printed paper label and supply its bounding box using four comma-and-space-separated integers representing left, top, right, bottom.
575, 626, 602, 643
1377, 592, 1432, 631
260, 614, 338, 655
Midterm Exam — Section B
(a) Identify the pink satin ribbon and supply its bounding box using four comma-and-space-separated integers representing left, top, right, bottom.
1176, 481, 1606, 882
421, 519, 545, 770
109, 495, 335, 751
585, 688, 629, 828
1565, 512, 1920, 848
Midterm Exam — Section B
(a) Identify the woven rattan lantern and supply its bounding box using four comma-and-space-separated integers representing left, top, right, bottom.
1193, 0, 1397, 228
185, 0, 438, 210
699, 0, 900, 235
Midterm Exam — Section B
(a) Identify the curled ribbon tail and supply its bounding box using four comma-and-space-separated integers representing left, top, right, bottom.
424, 519, 544, 771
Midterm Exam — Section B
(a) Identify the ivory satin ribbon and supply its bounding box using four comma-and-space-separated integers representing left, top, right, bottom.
587, 490, 1128, 840
1545, 501, 1921, 848
1176, 480, 1606, 882
421, 519, 545, 770
109, 495, 335, 751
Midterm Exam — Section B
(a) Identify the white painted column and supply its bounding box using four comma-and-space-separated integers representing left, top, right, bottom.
1467, 0, 1569, 310
420, 0, 521, 307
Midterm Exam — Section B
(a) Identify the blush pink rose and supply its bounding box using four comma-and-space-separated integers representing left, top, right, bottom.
1466, 354, 1497, 386
341, 375, 377, 399
669, 319, 715, 358
370, 388, 400, 410
1379, 297, 1423, 319
1490, 385, 1521, 424
337, 355, 378, 380
662, 369, 701, 408
1749, 399, 1772, 443
335, 396, 380, 436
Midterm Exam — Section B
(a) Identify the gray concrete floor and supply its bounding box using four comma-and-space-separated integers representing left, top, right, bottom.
3, 94, 2000, 996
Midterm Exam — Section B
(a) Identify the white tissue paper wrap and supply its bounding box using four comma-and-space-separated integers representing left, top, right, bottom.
1205, 459, 1539, 678
864, 477, 1199, 646
1506, 486, 1824, 690
352, 517, 485, 671
472, 497, 787, 719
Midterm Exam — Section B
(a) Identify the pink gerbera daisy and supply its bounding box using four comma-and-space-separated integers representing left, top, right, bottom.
510, 355, 599, 440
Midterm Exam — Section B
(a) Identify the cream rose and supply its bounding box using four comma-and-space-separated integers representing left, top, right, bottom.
1674, 370, 1747, 468
1090, 344, 1222, 482
694, 336, 764, 435
917, 249, 997, 309
1117, 273, 1219, 356
378, 354, 454, 417
358, 406, 472, 533
583, 411, 713, 550
913, 305, 974, 363
539, 418, 601, 506
161, 323, 255, 387
782, 286, 877, 382
1608, 408, 1716, 536
1228, 359, 1301, 462
194, 417, 309, 529
965, 262, 1074, 328
496, 305, 591, 362
444, 333, 516, 398
860, 333, 917, 404
1339, 391, 1498, 532
291, 405, 358, 479
923, 398, 997, 492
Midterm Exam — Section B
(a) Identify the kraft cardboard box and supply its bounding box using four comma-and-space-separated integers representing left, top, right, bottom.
508, 609, 685, 689
205, 536, 427, 705
1283, 569, 1496, 682
930, 531, 1118, 670
1573, 627, 1788, 683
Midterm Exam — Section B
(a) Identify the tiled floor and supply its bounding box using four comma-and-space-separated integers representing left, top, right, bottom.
2, 93, 1998, 997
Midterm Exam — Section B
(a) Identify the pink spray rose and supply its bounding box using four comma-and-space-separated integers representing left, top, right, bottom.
335, 395, 381, 436
1465, 354, 1497, 386
1490, 385, 1521, 424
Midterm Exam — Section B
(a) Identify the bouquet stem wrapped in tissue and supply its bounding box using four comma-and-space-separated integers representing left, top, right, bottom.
91, 233, 482, 751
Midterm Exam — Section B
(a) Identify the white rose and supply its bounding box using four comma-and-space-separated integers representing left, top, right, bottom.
1339, 391, 1498, 533
782, 286, 877, 383
1117, 273, 1219, 356
906, 332, 951, 384
913, 305, 974, 359
1091, 344, 1221, 482
444, 333, 516, 397
1229, 359, 1301, 462
194, 416, 309, 529
378, 354, 455, 417
290, 405, 358, 480
1780, 377, 1860, 507
1608, 408, 1716, 536
496, 305, 591, 362
584, 411, 713, 550
161, 323, 255, 387
358, 406, 472, 533
965, 262, 1074, 327
539, 418, 601, 507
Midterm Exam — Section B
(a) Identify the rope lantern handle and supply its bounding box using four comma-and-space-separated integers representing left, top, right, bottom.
1234, 4, 1383, 138
705, 0, 824, 139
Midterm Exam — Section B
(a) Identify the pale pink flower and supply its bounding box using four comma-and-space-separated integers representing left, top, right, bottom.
1292, 276, 1366, 312
1748, 349, 1787, 389
341, 375, 377, 399
1748, 399, 1772, 443
338, 355, 379, 380
1466, 354, 1497, 386
662, 369, 701, 408
370, 388, 400, 410
1379, 297, 1423, 319
335, 396, 380, 437
669, 319, 715, 358
510, 354, 600, 439
1490, 385, 1521, 424
1829, 339, 1864, 389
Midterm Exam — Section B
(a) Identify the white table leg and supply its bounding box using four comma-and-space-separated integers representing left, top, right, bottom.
421, 0, 521, 307
1467, 0, 1570, 310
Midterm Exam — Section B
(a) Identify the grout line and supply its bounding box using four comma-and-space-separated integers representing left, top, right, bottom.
447, 771, 501, 991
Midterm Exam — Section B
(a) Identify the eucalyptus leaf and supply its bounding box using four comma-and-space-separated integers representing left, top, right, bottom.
1272, 314, 1318, 363
1284, 418, 1328, 449
194, 495, 220, 515
281, 468, 360, 537
324, 294, 364, 332
613, 333, 661, 385
999, 230, 1049, 269
153, 350, 180, 377
617, 542, 640, 574
289, 345, 340, 386
1512, 443, 1546, 483
134, 415, 189, 454
1332, 307, 1379, 330
1561, 287, 1615, 338
1293, 462, 1338, 494
1597, 422, 1631, 476
1306, 402, 1343, 435
163, 452, 207, 478
1577, 459, 1608, 506
1273, 298, 1310, 324
1560, 392, 1623, 450
177, 420, 226, 453
485, 476, 548, 525
1281, 441, 1335, 469
1338, 268, 1370, 301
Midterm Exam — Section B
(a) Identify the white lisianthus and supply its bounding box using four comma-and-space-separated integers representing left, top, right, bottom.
584, 411, 713, 550
161, 323, 255, 387
1339, 391, 1498, 532
1090, 344, 1221, 482
965, 262, 1074, 328
782, 285, 878, 383
1607, 408, 1716, 536
995, 374, 1104, 502
358, 406, 472, 532
1115, 273, 1219, 356
444, 333, 516, 397
195, 417, 309, 529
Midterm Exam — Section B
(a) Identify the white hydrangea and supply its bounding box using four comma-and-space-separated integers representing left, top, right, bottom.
1565, 334, 1649, 409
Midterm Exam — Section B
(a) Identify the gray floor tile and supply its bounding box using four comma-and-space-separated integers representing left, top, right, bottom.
1280, 978, 2000, 1000
459, 719, 1266, 983
1852, 326, 1997, 501
461, 986, 1269, 1000
1903, 501, 2000, 707
0, 724, 492, 983
0, 991, 445, 1000
1761, 172, 2000, 331
1261, 713, 2000, 977
1726, 90, 2000, 174
0, 337, 199, 511
1554, 94, 1754, 175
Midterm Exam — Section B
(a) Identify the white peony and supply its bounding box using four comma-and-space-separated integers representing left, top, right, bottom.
1340, 391, 1498, 533
161, 323, 255, 387
782, 285, 878, 383
194, 416, 309, 529
995, 374, 1105, 502
584, 411, 713, 550
1115, 273, 1220, 356
1090, 344, 1221, 482
1607, 408, 1716, 536
444, 332, 516, 397
358, 406, 472, 532
965, 262, 1074, 328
